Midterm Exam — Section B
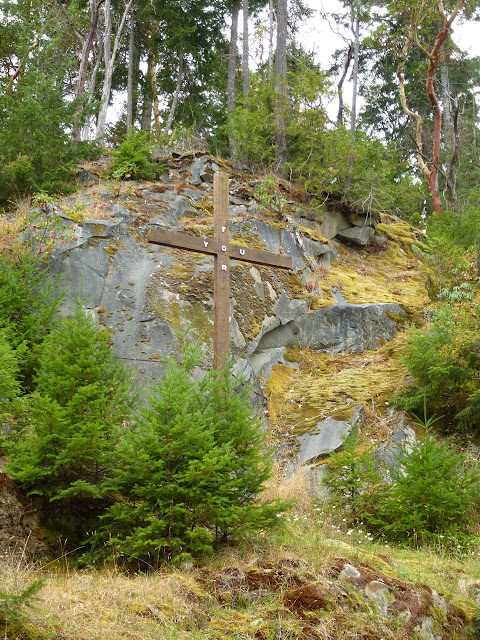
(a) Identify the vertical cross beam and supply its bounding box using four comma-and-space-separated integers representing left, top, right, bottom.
213, 172, 230, 369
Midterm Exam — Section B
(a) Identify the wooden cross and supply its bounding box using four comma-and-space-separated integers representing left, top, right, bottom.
148, 172, 293, 368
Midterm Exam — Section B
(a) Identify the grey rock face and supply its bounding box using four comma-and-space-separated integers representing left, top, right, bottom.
297, 405, 364, 467
375, 414, 417, 479
337, 225, 376, 246
255, 302, 404, 354
365, 580, 391, 617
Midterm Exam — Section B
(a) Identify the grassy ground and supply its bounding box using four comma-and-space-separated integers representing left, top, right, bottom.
2, 480, 479, 640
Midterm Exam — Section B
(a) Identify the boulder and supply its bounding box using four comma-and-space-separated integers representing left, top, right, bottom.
337, 225, 376, 246
255, 301, 405, 353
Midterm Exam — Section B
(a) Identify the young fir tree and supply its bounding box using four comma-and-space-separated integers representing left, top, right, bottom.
377, 430, 480, 546
322, 429, 382, 525
96, 334, 287, 565
0, 253, 61, 386
0, 330, 21, 425
6, 305, 135, 509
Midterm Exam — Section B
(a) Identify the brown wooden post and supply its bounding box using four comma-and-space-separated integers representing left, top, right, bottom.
147, 172, 292, 371
213, 172, 230, 369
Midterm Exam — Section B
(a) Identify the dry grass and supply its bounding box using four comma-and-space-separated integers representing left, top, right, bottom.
2, 511, 478, 640
266, 333, 409, 435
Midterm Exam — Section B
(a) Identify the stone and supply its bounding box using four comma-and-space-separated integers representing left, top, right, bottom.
375, 415, 416, 479
347, 212, 380, 228
109, 203, 131, 218
98, 188, 114, 199
414, 616, 442, 640
318, 209, 351, 240
337, 225, 376, 246
255, 302, 404, 353
365, 580, 391, 617
339, 564, 362, 581
249, 347, 297, 384
189, 155, 211, 185
82, 218, 123, 238
297, 418, 350, 466
296, 405, 364, 466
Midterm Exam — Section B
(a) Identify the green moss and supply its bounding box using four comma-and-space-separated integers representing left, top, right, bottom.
267, 337, 408, 434
298, 225, 330, 244
231, 234, 267, 250
2, 620, 52, 640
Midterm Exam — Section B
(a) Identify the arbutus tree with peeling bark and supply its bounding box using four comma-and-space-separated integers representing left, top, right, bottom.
386, 0, 480, 213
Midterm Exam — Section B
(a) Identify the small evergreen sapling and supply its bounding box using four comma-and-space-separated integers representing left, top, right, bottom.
96, 335, 287, 564
377, 429, 480, 546
322, 429, 382, 526
6, 305, 135, 508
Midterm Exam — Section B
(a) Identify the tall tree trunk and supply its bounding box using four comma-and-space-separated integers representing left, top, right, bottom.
274, 0, 288, 171
74, 0, 103, 140
141, 52, 154, 131
227, 0, 240, 157
150, 52, 162, 137
337, 42, 353, 126
268, 0, 275, 72
126, 8, 136, 130
95, 0, 133, 139
350, 10, 360, 140
81, 24, 104, 139
227, 0, 240, 112
166, 51, 184, 133
242, 0, 250, 96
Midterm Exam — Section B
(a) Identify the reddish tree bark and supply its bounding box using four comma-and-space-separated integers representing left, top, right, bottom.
397, 0, 463, 213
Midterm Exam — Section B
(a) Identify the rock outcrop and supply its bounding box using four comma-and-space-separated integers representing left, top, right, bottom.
41, 152, 429, 480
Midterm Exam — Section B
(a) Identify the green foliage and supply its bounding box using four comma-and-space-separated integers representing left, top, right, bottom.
0, 253, 61, 385
228, 68, 425, 219
0, 330, 21, 422
6, 304, 135, 508
110, 129, 165, 181
396, 304, 480, 430
254, 176, 288, 214
0, 71, 95, 205
375, 430, 480, 546
321, 429, 382, 525
0, 579, 44, 637
0, 579, 44, 624
94, 334, 288, 565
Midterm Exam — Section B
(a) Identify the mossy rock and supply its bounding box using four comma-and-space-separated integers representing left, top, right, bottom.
2, 620, 52, 640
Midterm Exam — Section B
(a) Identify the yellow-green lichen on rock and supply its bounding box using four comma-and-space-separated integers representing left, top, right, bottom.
316, 214, 430, 313
265, 334, 409, 435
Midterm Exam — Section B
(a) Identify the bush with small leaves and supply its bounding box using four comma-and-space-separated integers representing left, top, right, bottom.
375, 429, 480, 547
322, 429, 383, 526
110, 129, 165, 181
93, 334, 289, 565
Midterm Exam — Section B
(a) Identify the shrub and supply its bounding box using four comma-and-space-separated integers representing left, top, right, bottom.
0, 330, 21, 424
396, 303, 480, 430
0, 71, 96, 205
6, 305, 135, 512
0, 252, 61, 386
110, 129, 165, 181
375, 430, 480, 546
321, 429, 382, 525
0, 579, 44, 624
94, 335, 288, 565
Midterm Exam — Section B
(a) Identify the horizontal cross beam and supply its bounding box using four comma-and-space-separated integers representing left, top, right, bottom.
148, 228, 292, 270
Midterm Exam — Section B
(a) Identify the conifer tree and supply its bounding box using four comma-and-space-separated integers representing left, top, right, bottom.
6, 305, 135, 508
96, 334, 286, 565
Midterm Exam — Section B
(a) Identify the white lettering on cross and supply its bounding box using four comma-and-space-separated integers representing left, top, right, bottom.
203, 240, 209, 248
239, 248, 246, 256
221, 264, 227, 271
221, 245, 227, 252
